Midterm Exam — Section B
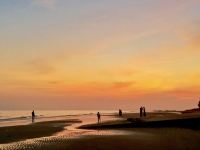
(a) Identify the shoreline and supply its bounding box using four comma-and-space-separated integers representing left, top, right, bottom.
79, 112, 200, 130
79, 117, 200, 130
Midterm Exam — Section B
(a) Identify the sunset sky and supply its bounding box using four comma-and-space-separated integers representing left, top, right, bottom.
0, 0, 200, 110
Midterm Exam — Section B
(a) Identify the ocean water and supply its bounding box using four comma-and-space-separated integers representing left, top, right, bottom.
0, 110, 126, 127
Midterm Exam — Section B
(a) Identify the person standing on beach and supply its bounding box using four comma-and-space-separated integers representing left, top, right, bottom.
143, 107, 146, 117
32, 110, 35, 123
97, 112, 101, 123
119, 109, 122, 117
140, 107, 143, 117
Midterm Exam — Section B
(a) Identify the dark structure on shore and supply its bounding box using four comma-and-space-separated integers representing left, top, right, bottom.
198, 99, 200, 109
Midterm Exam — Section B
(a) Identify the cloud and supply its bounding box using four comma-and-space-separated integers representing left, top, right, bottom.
112, 81, 134, 89
178, 21, 200, 49
166, 86, 200, 99
99, 69, 139, 79
32, 0, 57, 8
27, 58, 56, 75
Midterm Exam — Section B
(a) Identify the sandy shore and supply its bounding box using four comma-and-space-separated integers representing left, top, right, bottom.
0, 119, 81, 144
33, 128, 200, 150
2, 128, 200, 150
0, 112, 200, 150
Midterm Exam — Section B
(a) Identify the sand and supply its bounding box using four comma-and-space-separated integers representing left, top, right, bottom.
0, 119, 81, 144
42, 128, 200, 150
2, 128, 200, 150
0, 112, 200, 150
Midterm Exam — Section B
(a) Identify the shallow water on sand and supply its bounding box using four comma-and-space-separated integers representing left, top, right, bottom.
0, 110, 126, 127
0, 114, 130, 150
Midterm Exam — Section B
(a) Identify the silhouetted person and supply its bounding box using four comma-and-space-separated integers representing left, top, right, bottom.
198, 100, 200, 110
143, 107, 146, 117
119, 109, 122, 117
140, 107, 143, 117
97, 112, 101, 123
32, 110, 35, 123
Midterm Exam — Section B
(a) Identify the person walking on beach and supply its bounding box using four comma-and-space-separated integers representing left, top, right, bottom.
97, 112, 101, 123
140, 107, 143, 117
32, 110, 35, 123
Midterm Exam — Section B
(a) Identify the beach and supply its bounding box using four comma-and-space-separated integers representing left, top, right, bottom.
1, 1, 200, 149
0, 111, 200, 150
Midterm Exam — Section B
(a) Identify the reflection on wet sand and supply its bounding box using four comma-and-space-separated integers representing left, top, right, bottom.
0, 114, 128, 150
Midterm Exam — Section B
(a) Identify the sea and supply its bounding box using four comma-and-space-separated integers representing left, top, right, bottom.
0, 110, 132, 127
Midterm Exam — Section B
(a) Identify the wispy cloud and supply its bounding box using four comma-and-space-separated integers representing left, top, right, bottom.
27, 58, 56, 75
178, 21, 200, 50
166, 86, 200, 98
111, 81, 134, 89
99, 69, 139, 78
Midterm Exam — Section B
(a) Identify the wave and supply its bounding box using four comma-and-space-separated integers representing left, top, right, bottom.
0, 114, 90, 122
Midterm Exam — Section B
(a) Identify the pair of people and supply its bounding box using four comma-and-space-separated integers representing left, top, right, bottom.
140, 106, 146, 117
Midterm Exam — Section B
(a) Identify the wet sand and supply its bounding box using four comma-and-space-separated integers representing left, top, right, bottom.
35, 128, 200, 150
0, 112, 200, 150
0, 114, 123, 149
1, 128, 200, 150
0, 119, 81, 144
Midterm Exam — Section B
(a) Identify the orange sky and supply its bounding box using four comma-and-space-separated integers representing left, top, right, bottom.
0, 0, 200, 110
